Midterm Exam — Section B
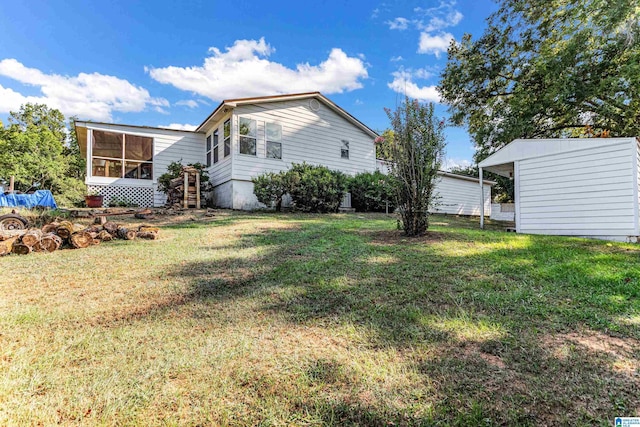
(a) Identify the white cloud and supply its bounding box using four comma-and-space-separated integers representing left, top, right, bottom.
387, 69, 440, 102
0, 59, 168, 121
147, 38, 368, 100
418, 32, 454, 57
175, 99, 199, 108
390, 55, 404, 62
355, 99, 364, 105
386, 17, 410, 30
159, 123, 198, 131
416, 9, 463, 32
371, 8, 380, 18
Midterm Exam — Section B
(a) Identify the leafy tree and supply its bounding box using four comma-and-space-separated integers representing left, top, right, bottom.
252, 172, 288, 211
0, 105, 66, 191
375, 129, 395, 160
384, 98, 446, 236
439, 0, 640, 161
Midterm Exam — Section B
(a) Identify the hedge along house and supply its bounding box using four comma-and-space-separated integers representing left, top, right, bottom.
478, 137, 640, 242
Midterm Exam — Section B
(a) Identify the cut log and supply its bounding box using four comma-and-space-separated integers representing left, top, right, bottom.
117, 227, 136, 240
56, 221, 75, 239
92, 239, 101, 245
85, 225, 103, 233
103, 222, 119, 235
0, 230, 27, 241
70, 231, 93, 249
35, 234, 62, 253
97, 230, 113, 241
12, 243, 32, 255
136, 231, 158, 240
21, 229, 43, 248
0, 236, 18, 256
138, 225, 160, 233
42, 223, 59, 233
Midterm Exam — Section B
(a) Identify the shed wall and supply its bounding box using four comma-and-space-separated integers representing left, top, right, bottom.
517, 140, 637, 238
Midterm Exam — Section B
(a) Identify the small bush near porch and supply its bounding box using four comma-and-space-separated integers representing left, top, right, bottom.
1, 212, 638, 426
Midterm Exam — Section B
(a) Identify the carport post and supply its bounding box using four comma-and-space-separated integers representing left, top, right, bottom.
479, 167, 484, 229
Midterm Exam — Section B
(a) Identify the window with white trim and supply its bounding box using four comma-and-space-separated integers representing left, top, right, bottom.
239, 117, 257, 156
224, 119, 231, 157
266, 123, 282, 159
92, 130, 153, 180
213, 129, 219, 164
341, 139, 349, 159
206, 134, 212, 167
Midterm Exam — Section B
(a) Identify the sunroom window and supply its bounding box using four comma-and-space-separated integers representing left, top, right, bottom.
92, 130, 153, 180
239, 117, 257, 156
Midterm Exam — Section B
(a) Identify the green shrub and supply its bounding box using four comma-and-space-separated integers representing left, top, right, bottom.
349, 171, 396, 212
286, 163, 348, 213
252, 171, 288, 212
251, 163, 348, 213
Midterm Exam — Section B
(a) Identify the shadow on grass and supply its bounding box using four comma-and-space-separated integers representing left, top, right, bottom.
118, 214, 640, 425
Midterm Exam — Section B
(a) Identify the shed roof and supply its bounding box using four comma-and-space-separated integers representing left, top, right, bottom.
478, 137, 637, 177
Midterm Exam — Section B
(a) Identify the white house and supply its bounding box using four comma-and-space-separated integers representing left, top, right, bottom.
75, 91, 492, 215
478, 137, 640, 242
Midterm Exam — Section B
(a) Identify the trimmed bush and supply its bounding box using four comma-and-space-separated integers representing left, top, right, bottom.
287, 163, 348, 213
252, 171, 288, 211
349, 171, 396, 212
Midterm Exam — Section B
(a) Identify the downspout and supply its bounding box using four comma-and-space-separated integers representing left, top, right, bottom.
479, 167, 484, 229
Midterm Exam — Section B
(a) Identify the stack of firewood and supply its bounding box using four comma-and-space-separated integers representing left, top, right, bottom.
165, 166, 201, 209
0, 221, 159, 256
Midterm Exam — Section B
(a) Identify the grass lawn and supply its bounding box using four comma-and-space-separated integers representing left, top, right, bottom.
1, 211, 639, 426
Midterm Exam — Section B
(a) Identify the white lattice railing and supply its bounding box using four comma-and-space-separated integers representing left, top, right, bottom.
87, 185, 154, 208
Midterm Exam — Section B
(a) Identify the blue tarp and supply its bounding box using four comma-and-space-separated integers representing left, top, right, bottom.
0, 190, 58, 209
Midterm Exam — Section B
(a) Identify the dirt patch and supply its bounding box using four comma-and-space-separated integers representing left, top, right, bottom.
359, 229, 448, 245
542, 330, 640, 375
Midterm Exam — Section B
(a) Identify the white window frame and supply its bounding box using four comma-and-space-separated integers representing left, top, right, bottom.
224, 119, 231, 157
266, 122, 282, 160
206, 134, 212, 167
213, 129, 219, 164
238, 117, 257, 156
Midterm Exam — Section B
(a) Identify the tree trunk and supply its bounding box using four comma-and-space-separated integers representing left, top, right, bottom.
136, 231, 158, 240
97, 230, 113, 241
103, 222, 119, 236
56, 221, 75, 239
117, 227, 136, 240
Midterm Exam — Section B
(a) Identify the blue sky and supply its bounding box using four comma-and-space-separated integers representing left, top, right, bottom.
0, 0, 498, 168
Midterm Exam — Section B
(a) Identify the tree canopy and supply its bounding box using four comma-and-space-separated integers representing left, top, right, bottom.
0, 104, 85, 205
439, 0, 640, 160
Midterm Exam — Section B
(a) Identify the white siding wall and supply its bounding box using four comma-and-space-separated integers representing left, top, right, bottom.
231, 99, 376, 182
84, 123, 205, 207
517, 141, 638, 239
432, 175, 492, 216
205, 113, 233, 188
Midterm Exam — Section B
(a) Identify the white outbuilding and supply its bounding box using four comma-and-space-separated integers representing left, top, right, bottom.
478, 137, 640, 242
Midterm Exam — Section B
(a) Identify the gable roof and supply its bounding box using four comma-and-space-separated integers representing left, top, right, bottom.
196, 92, 378, 138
